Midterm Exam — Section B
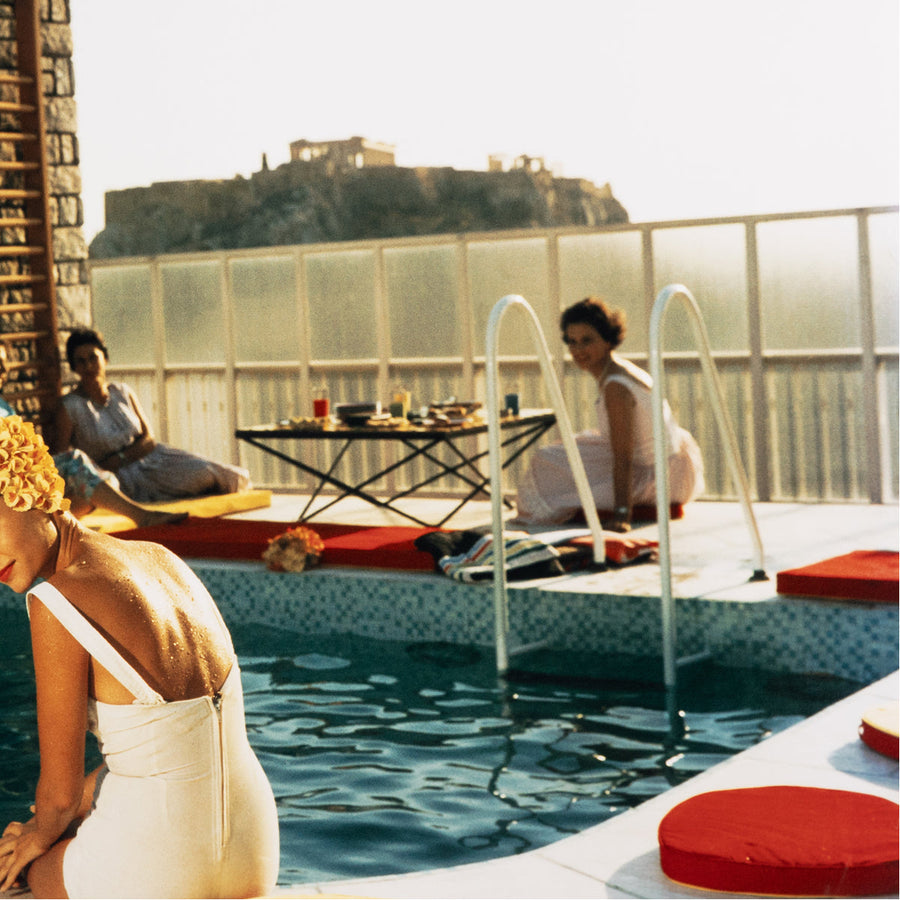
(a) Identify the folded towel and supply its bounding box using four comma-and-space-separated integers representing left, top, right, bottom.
437, 531, 566, 583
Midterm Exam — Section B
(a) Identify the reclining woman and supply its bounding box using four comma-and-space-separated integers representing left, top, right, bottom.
0, 341, 184, 528
54, 328, 250, 503
514, 296, 704, 532
0, 416, 279, 897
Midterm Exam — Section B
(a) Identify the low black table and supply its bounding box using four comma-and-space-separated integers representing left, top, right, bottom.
235, 410, 556, 527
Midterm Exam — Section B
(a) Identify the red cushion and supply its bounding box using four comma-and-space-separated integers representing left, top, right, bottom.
776, 550, 899, 603
860, 706, 900, 760
659, 786, 899, 896
566, 533, 658, 566
113, 518, 439, 571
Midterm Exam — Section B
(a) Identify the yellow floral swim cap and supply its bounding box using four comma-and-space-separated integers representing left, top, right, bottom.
0, 416, 69, 513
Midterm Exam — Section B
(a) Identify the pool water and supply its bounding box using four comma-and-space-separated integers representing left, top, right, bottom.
0, 611, 863, 887
232, 624, 861, 885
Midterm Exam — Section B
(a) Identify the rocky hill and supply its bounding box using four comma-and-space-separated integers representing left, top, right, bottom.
89, 160, 629, 258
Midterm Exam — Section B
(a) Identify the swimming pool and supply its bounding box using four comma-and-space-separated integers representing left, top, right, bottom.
1, 607, 857, 887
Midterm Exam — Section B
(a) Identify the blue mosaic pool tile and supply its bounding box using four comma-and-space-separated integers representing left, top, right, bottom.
2, 561, 891, 683
188, 561, 897, 682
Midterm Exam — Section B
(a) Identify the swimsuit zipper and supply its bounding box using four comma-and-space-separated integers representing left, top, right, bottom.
212, 690, 229, 855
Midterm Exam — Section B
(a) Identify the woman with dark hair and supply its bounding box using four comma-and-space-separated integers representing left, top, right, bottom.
0, 342, 185, 527
514, 297, 704, 531
54, 328, 250, 503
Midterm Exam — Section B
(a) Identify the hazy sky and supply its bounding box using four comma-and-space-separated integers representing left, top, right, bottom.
70, 0, 898, 242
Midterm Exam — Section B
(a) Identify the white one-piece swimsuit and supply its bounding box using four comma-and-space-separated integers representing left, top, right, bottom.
26, 581, 280, 899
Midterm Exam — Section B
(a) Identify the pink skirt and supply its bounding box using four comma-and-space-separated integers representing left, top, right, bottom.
514, 427, 704, 525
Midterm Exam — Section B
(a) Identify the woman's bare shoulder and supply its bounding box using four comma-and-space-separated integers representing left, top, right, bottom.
50, 530, 199, 607
49, 531, 230, 653
608, 357, 652, 390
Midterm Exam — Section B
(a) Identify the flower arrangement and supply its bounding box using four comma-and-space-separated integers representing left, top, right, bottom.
262, 525, 325, 573
0, 416, 69, 514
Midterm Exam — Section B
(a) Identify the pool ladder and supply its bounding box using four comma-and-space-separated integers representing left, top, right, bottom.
485, 295, 606, 674
486, 286, 767, 683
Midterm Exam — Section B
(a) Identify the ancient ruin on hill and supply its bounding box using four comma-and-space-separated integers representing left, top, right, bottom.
90, 137, 628, 258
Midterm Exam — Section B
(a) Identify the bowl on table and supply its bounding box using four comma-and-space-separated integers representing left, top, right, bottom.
335, 402, 382, 425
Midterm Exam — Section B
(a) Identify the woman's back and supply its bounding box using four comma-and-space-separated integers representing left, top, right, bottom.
51, 530, 234, 705
34, 527, 281, 898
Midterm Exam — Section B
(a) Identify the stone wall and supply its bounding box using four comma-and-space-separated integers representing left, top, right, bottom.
0, 0, 88, 335
39, 0, 89, 333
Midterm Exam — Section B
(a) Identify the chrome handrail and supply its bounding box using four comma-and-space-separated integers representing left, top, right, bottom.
650, 283, 767, 688
485, 294, 605, 674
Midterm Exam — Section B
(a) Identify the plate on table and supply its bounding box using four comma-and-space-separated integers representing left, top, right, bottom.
429, 401, 482, 418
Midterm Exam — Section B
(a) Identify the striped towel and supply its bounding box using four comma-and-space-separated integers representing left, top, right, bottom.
439, 530, 563, 583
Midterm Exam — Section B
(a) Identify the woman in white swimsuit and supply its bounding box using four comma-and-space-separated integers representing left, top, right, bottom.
0, 416, 279, 898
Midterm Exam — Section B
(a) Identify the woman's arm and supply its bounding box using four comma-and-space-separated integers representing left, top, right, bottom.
0, 598, 89, 890
604, 380, 636, 532
121, 386, 157, 461
52, 402, 75, 456
99, 385, 157, 471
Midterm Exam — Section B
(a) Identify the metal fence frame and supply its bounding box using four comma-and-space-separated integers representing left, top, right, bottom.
87, 205, 899, 504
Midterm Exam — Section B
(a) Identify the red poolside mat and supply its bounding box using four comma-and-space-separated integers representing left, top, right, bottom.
112, 517, 654, 573
659, 786, 900, 896
776, 550, 899, 603
112, 518, 440, 571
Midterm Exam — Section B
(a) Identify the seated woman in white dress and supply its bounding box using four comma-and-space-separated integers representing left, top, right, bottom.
0, 416, 279, 898
0, 342, 184, 528
514, 297, 704, 532
54, 328, 250, 504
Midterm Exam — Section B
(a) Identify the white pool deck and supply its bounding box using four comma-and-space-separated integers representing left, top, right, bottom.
237, 494, 900, 900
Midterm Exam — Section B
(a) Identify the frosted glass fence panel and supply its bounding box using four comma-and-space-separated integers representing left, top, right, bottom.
468, 238, 552, 357
558, 231, 647, 353
235, 369, 301, 426
91, 266, 155, 366
767, 360, 867, 500
319, 370, 379, 409
757, 217, 860, 351
230, 256, 299, 363
668, 363, 755, 499
160, 261, 226, 364
87, 207, 898, 503
235, 370, 308, 488
165, 372, 234, 464
870, 213, 899, 347
385, 244, 461, 358
652, 225, 749, 352
306, 250, 377, 361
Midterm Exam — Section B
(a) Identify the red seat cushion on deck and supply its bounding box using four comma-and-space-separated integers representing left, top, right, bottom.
112, 518, 440, 571
776, 550, 899, 602
860, 705, 900, 760
566, 533, 658, 566
658, 786, 899, 897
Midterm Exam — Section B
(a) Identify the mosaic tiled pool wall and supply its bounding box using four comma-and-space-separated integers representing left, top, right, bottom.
193, 561, 898, 684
